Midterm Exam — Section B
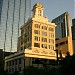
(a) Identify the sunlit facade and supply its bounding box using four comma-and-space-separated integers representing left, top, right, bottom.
5, 2, 57, 73
56, 36, 73, 56
0, 0, 31, 52
18, 2, 56, 54
72, 18, 75, 53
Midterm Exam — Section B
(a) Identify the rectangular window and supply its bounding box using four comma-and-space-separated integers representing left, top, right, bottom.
49, 27, 54, 31
49, 33, 54, 38
15, 59, 17, 65
19, 58, 21, 64
42, 26, 47, 30
35, 24, 40, 28
42, 38, 47, 42
34, 30, 40, 34
12, 60, 14, 65
41, 44, 47, 49
49, 45, 54, 50
34, 36, 40, 41
9, 61, 11, 66
34, 43, 40, 48
49, 39, 54, 44
42, 31, 47, 36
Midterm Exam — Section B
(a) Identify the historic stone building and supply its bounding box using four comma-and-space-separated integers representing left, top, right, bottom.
5, 2, 56, 73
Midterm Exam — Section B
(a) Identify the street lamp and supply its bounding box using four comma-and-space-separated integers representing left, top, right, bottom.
54, 49, 59, 66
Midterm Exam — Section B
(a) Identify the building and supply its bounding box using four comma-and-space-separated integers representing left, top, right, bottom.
5, 2, 57, 73
52, 12, 72, 39
0, 0, 31, 52
72, 18, 75, 53
55, 36, 73, 56
0, 0, 3, 23
0, 49, 4, 69
0, 49, 15, 69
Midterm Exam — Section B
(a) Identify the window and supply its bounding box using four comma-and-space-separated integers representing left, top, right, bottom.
9, 61, 11, 66
34, 30, 40, 34
38, 10, 42, 16
27, 43, 31, 48
15, 59, 17, 65
49, 45, 54, 50
12, 60, 14, 65
42, 31, 47, 36
19, 58, 21, 64
34, 36, 40, 41
34, 43, 40, 48
35, 24, 40, 28
42, 26, 47, 30
41, 44, 47, 49
49, 27, 54, 31
42, 38, 47, 42
49, 39, 54, 44
49, 33, 54, 38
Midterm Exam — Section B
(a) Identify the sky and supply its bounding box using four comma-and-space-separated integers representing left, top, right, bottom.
31, 0, 74, 22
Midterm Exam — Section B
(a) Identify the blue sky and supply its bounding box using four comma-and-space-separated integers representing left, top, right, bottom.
31, 0, 74, 21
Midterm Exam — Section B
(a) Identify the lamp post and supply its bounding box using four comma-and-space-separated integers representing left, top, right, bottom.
59, 50, 62, 60
54, 49, 59, 66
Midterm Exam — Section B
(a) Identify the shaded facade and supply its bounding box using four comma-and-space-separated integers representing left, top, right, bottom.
0, 49, 15, 69
52, 12, 72, 39
0, 0, 31, 52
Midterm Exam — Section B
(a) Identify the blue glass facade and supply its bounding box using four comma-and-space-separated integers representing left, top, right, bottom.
52, 12, 72, 39
0, 0, 3, 22
0, 0, 31, 52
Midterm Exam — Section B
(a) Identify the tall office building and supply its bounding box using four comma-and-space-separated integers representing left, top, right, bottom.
0, 0, 31, 52
52, 12, 72, 39
0, 0, 3, 22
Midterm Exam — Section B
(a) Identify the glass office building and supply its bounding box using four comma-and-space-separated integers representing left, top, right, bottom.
52, 12, 72, 39
0, 0, 3, 23
0, 0, 31, 52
